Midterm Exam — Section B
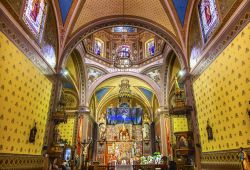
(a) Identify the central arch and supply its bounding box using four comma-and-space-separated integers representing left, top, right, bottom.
59, 16, 188, 71
86, 72, 163, 107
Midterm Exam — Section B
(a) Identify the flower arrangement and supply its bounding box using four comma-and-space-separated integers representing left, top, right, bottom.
140, 152, 163, 165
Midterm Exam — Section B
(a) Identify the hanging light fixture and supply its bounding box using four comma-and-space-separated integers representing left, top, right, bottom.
113, 0, 133, 68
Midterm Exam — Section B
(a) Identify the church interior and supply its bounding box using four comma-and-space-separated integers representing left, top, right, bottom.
0, 0, 250, 170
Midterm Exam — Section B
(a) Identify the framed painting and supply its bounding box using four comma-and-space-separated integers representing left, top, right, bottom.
198, 0, 219, 43
22, 0, 47, 40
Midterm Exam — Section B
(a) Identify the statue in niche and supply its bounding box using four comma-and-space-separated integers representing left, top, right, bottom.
29, 122, 37, 143
206, 120, 213, 140
142, 123, 150, 140
119, 124, 129, 141
99, 123, 106, 140
239, 147, 250, 170
179, 136, 188, 148
53, 126, 61, 144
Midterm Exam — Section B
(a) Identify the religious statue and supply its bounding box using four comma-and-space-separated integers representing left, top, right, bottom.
239, 147, 250, 170
142, 123, 150, 140
119, 124, 129, 141
99, 123, 106, 140
29, 122, 37, 143
115, 146, 120, 159
206, 120, 213, 140
53, 126, 61, 144
99, 115, 106, 140
179, 136, 188, 148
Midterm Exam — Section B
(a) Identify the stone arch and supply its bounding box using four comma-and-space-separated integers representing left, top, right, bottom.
162, 50, 176, 107
59, 17, 188, 72
86, 72, 163, 107
69, 49, 87, 106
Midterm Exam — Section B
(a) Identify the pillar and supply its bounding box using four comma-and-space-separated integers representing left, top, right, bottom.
184, 75, 201, 170
77, 106, 90, 169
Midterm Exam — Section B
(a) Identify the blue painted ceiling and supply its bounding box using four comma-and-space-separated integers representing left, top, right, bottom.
58, 0, 73, 24
172, 0, 189, 26
96, 87, 110, 102
138, 87, 153, 102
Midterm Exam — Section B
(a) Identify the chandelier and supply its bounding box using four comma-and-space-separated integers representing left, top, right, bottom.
118, 79, 132, 102
113, 0, 133, 68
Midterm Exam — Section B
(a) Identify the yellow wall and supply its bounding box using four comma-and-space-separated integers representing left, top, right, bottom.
0, 32, 52, 155
58, 117, 75, 145
173, 117, 188, 132
193, 23, 250, 152
66, 55, 78, 84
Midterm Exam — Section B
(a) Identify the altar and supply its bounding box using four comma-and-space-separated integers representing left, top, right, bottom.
115, 165, 133, 170
96, 95, 152, 165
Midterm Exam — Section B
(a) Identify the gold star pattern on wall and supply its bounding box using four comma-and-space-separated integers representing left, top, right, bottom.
0, 32, 52, 155
57, 117, 75, 145
193, 23, 250, 152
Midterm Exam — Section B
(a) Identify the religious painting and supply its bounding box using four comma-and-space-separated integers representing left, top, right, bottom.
198, 0, 219, 42
106, 107, 143, 125
23, 0, 47, 39
87, 67, 105, 86
144, 67, 161, 85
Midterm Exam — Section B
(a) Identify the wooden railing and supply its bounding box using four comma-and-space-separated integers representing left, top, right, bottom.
88, 164, 168, 170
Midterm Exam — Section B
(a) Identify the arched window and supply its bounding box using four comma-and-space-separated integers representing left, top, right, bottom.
145, 39, 155, 57
94, 38, 104, 57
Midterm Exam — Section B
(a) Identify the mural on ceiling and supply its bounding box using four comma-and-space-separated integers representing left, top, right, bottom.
172, 0, 189, 26
22, 0, 48, 40
95, 87, 111, 102
198, 0, 219, 42
63, 91, 78, 109
143, 67, 161, 86
58, 0, 73, 24
87, 67, 105, 87
138, 87, 153, 103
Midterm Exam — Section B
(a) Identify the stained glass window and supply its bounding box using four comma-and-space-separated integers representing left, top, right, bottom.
112, 26, 137, 33
23, 0, 47, 39
146, 39, 155, 57
94, 38, 104, 57
198, 0, 219, 42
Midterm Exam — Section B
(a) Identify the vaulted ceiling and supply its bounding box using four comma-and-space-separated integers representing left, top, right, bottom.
71, 0, 176, 36
54, 0, 193, 58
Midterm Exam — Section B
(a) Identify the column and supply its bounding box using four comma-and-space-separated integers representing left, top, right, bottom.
77, 106, 90, 169
157, 108, 171, 156
184, 75, 201, 169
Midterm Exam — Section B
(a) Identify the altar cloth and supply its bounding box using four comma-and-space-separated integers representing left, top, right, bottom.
115, 165, 133, 170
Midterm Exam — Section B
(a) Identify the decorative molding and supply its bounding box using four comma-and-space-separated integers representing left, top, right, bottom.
0, 154, 44, 170
201, 148, 250, 170
191, 2, 250, 78
0, 6, 55, 75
